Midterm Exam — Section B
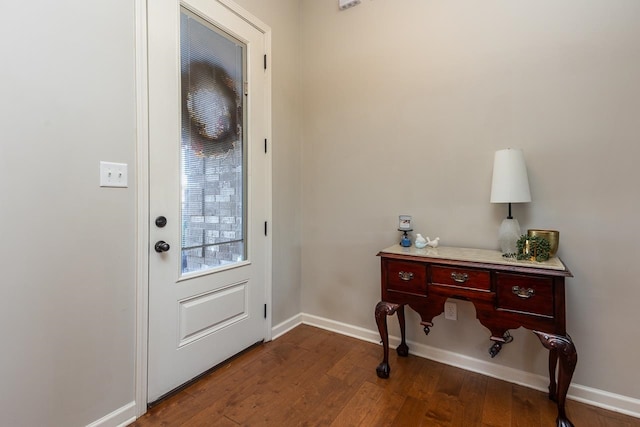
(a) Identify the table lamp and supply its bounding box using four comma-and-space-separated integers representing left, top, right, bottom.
490, 148, 531, 254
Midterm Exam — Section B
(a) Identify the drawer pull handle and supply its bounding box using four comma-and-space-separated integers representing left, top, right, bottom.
398, 271, 414, 281
512, 286, 535, 299
450, 272, 468, 283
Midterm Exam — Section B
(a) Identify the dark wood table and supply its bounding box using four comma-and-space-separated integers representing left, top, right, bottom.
375, 245, 576, 427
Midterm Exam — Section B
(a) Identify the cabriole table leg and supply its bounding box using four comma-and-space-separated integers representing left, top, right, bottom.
533, 331, 578, 427
374, 301, 402, 378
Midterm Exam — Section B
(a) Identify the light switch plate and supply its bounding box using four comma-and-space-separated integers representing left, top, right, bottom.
100, 161, 128, 188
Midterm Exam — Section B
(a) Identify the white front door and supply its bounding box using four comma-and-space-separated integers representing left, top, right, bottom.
147, 0, 270, 402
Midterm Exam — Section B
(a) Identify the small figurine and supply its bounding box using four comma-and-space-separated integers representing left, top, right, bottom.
415, 234, 427, 249
426, 237, 440, 248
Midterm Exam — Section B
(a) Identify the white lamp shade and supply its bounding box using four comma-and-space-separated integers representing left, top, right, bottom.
490, 148, 531, 203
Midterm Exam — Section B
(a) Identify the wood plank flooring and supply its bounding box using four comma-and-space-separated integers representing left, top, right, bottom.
131, 325, 639, 427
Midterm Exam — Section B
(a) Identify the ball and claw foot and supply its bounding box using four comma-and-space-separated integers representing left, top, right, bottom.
376, 362, 390, 379
396, 342, 409, 357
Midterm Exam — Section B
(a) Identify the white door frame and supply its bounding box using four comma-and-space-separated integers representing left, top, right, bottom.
134, 0, 272, 417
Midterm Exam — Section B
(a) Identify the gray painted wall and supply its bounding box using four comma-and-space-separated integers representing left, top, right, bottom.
300, 0, 640, 400
0, 1, 136, 425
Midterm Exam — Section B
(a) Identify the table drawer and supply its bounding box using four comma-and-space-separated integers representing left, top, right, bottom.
385, 260, 427, 295
496, 273, 554, 317
431, 265, 490, 291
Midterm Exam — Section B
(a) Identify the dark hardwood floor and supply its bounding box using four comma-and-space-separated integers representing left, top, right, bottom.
131, 325, 639, 426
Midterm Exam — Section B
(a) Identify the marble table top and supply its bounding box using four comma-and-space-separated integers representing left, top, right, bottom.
379, 244, 567, 271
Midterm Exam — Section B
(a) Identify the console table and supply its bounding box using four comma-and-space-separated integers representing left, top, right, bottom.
375, 245, 576, 427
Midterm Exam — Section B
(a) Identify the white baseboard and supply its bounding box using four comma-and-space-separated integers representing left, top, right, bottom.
86, 401, 136, 427
271, 313, 303, 339
272, 312, 640, 420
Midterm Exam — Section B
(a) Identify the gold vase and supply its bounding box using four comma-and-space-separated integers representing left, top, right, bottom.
527, 229, 559, 257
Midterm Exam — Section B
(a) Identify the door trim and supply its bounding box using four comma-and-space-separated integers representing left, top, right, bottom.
134, 0, 149, 416
134, 0, 272, 417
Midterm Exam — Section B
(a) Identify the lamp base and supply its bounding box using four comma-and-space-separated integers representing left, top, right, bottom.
498, 218, 521, 254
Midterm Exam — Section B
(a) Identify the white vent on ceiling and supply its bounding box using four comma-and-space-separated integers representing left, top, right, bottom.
339, 0, 361, 10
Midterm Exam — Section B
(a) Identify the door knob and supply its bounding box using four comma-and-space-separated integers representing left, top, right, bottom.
154, 241, 170, 253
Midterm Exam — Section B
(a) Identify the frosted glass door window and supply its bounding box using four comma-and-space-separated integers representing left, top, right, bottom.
180, 8, 246, 275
